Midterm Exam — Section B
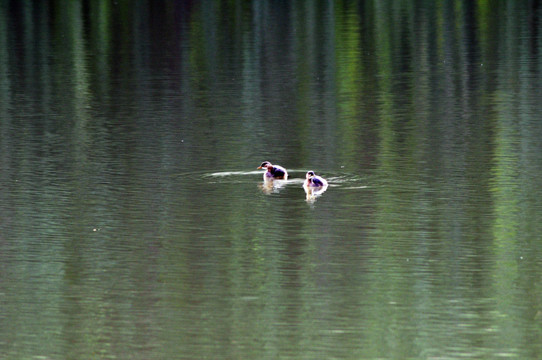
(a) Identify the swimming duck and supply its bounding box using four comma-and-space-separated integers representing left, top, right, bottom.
257, 161, 288, 180
304, 170, 328, 187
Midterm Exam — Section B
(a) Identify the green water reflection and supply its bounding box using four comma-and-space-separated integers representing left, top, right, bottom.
1, 1, 542, 359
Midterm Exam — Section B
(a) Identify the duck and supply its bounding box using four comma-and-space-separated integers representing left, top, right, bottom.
257, 161, 288, 180
304, 170, 328, 187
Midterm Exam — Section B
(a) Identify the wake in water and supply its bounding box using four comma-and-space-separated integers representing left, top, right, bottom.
207, 170, 262, 177
204, 169, 367, 192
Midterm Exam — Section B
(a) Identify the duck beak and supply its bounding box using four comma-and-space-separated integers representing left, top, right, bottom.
257, 166, 263, 169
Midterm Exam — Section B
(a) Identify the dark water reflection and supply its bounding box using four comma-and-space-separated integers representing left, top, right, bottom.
2, 1, 542, 359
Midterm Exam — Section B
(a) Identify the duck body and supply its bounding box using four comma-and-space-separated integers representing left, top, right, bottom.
303, 170, 328, 203
258, 161, 288, 180
304, 170, 328, 187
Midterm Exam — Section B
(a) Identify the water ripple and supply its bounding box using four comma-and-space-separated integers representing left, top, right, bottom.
202, 169, 368, 190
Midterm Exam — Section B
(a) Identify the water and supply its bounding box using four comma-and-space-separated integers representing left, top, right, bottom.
1, 1, 542, 359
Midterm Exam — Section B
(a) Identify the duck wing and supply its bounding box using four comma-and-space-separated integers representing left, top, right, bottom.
271, 166, 287, 179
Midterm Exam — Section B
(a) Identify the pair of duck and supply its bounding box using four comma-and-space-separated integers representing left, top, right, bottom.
257, 161, 328, 187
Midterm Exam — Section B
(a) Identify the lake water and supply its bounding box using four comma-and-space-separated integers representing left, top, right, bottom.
2, 1, 542, 359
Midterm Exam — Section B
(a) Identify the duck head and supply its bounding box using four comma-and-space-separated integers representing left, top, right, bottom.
258, 161, 272, 170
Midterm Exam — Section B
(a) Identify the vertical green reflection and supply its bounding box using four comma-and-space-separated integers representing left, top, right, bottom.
335, 1, 362, 165
489, 0, 542, 351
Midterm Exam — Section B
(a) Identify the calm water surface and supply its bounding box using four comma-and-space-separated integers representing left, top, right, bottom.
2, 1, 542, 359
